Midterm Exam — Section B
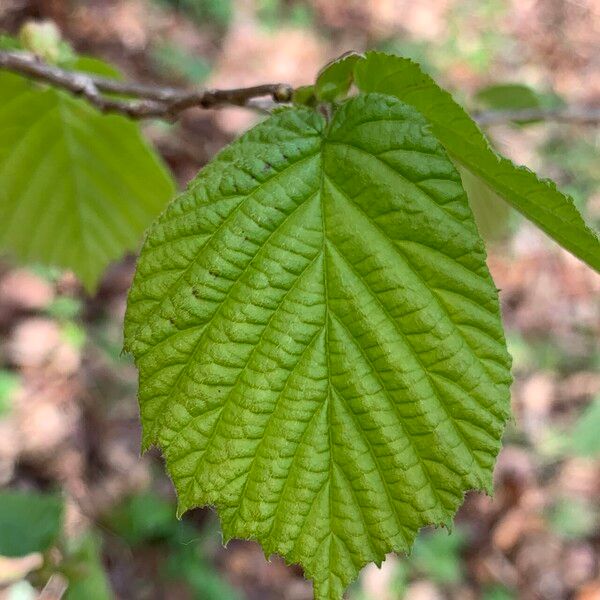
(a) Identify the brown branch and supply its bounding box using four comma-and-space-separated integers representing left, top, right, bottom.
1, 50, 599, 126
0, 50, 293, 118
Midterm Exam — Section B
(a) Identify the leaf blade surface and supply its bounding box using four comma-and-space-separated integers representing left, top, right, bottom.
0, 71, 174, 290
125, 94, 512, 600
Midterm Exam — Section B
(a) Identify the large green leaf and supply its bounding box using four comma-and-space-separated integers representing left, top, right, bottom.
0, 69, 174, 291
0, 491, 63, 557
353, 52, 600, 272
125, 94, 511, 600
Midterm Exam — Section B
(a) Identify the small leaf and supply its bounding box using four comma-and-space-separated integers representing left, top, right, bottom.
474, 83, 563, 125
0, 69, 175, 291
0, 35, 21, 50
411, 528, 466, 584
0, 491, 63, 557
353, 51, 600, 272
71, 55, 122, 79
293, 85, 317, 106
315, 51, 362, 102
107, 492, 175, 545
475, 83, 542, 111
125, 94, 511, 599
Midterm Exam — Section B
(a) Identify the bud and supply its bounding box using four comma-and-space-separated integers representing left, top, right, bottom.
19, 21, 64, 64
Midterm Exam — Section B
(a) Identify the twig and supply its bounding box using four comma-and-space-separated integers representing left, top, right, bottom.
0, 50, 293, 118
1, 50, 599, 126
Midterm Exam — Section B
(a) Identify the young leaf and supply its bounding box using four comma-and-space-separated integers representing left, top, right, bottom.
0, 491, 63, 557
125, 94, 511, 600
353, 52, 600, 272
0, 68, 174, 291
315, 51, 362, 102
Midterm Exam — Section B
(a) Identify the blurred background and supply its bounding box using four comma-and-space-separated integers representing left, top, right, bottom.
0, 0, 599, 598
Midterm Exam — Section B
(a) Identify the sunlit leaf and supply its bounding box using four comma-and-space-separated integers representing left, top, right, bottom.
0, 67, 175, 291
354, 51, 600, 272
125, 94, 511, 599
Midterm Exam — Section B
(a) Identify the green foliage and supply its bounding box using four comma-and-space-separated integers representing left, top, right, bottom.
475, 83, 541, 110
46, 296, 83, 321
154, 0, 232, 29
570, 396, 600, 457
0, 491, 63, 557
353, 52, 600, 272
165, 539, 241, 600
475, 83, 563, 125
71, 56, 122, 79
63, 534, 113, 600
0, 35, 21, 50
457, 164, 511, 242
125, 92, 512, 599
541, 134, 600, 225
0, 61, 175, 291
411, 527, 466, 584
292, 84, 317, 106
256, 0, 315, 30
107, 491, 175, 545
2, 37, 598, 599
107, 492, 239, 599
547, 498, 596, 540
483, 585, 516, 600
0, 370, 20, 416
60, 321, 87, 350
19, 21, 75, 65
315, 52, 361, 102
151, 43, 212, 84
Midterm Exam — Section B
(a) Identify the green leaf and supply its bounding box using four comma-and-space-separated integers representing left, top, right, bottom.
474, 83, 563, 126
315, 52, 362, 102
0, 35, 21, 50
0, 491, 63, 557
166, 537, 241, 600
0, 70, 175, 291
107, 492, 176, 545
353, 51, 600, 272
71, 56, 122, 79
125, 94, 511, 600
475, 83, 542, 111
293, 85, 317, 107
457, 165, 510, 242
